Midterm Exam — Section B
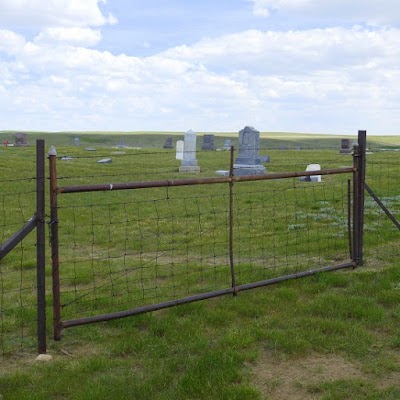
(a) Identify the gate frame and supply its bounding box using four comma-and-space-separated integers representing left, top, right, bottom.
49, 131, 367, 340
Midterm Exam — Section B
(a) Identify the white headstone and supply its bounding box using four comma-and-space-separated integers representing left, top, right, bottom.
176, 140, 184, 160
306, 164, 321, 182
179, 129, 200, 172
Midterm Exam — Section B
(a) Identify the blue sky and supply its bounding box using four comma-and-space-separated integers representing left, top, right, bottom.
1, 0, 400, 134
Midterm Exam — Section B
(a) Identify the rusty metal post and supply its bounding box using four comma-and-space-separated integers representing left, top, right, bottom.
36, 139, 47, 353
352, 142, 360, 265
49, 146, 62, 340
352, 130, 367, 266
357, 130, 366, 265
229, 146, 237, 295
347, 179, 352, 260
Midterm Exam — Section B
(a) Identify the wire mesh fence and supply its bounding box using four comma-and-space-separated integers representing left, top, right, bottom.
0, 133, 398, 355
362, 146, 400, 262
0, 149, 39, 355
51, 143, 357, 336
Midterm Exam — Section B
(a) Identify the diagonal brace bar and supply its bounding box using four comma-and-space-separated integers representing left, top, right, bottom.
365, 183, 400, 230
0, 215, 38, 260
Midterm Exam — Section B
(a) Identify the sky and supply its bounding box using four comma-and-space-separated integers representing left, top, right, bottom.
1, 0, 400, 135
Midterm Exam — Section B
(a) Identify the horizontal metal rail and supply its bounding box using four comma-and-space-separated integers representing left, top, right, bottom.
58, 167, 355, 194
0, 215, 37, 260
61, 261, 355, 330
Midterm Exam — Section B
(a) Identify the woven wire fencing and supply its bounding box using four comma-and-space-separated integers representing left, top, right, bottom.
52, 144, 354, 330
1, 133, 398, 354
0, 149, 38, 355
363, 144, 400, 263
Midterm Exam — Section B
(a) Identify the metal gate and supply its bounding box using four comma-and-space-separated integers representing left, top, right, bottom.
48, 132, 367, 340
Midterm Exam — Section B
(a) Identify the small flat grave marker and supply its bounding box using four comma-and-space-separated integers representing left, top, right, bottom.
97, 158, 112, 164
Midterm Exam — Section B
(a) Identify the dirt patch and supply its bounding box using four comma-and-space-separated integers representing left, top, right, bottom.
251, 352, 365, 400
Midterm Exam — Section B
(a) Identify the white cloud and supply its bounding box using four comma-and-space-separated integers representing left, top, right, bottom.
248, 0, 311, 17
0, 29, 26, 55
161, 27, 400, 74
0, 0, 116, 28
1, 15, 400, 133
248, 0, 400, 25
34, 27, 102, 47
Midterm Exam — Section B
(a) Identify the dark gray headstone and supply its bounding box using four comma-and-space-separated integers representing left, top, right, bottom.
163, 137, 173, 149
339, 139, 352, 154
233, 126, 266, 176
201, 134, 215, 151
15, 133, 28, 147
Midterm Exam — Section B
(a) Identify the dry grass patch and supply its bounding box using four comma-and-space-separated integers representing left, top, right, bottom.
251, 351, 400, 400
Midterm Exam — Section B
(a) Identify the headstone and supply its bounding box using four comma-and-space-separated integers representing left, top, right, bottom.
260, 155, 270, 163
74, 137, 80, 146
176, 140, 184, 160
163, 137, 173, 149
117, 139, 126, 149
15, 133, 28, 146
60, 156, 73, 161
201, 134, 215, 151
179, 130, 200, 173
85, 147, 96, 151
279, 144, 285, 150
216, 170, 230, 176
299, 164, 321, 182
295, 144, 301, 150
233, 126, 266, 176
340, 139, 352, 154
222, 139, 231, 150
97, 158, 112, 164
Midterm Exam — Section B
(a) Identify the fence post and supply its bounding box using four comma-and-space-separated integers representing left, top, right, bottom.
36, 139, 47, 354
352, 130, 366, 266
357, 130, 366, 265
49, 146, 62, 340
229, 146, 237, 295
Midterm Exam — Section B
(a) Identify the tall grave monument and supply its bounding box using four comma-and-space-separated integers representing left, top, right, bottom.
233, 126, 266, 176
179, 129, 200, 173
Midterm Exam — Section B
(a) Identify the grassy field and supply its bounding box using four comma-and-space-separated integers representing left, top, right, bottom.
0, 132, 399, 399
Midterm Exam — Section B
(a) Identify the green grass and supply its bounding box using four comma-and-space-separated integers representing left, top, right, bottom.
0, 132, 399, 399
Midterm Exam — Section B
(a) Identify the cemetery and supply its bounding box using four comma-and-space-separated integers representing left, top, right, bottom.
0, 129, 399, 399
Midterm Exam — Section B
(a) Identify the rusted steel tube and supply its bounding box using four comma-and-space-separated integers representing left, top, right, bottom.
59, 167, 355, 194
357, 130, 367, 265
347, 179, 353, 260
352, 143, 360, 265
49, 147, 62, 340
60, 261, 355, 330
